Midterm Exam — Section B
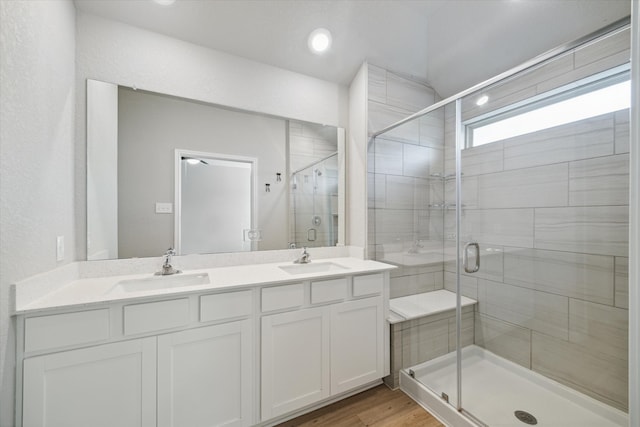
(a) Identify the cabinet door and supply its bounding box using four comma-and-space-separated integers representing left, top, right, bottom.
23, 337, 156, 427
330, 297, 384, 394
261, 306, 330, 420
157, 321, 253, 427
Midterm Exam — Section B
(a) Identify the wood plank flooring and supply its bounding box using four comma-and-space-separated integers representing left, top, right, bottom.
276, 385, 444, 427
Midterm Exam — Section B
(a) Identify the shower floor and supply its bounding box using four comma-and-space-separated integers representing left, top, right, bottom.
401, 345, 628, 427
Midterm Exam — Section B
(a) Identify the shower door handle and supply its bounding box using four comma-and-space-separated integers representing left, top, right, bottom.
463, 242, 480, 273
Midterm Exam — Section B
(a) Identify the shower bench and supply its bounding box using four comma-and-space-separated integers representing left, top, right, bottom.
385, 289, 477, 388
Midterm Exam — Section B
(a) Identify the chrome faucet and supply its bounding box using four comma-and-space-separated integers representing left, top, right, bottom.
155, 248, 182, 275
294, 247, 311, 264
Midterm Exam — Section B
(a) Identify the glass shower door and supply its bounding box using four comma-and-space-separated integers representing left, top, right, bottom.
456, 58, 631, 425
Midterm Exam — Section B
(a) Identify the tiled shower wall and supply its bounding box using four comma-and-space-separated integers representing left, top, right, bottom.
442, 28, 630, 411
365, 65, 444, 299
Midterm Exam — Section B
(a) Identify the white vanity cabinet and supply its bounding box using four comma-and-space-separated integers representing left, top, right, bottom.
18, 291, 256, 427
157, 320, 253, 427
261, 306, 331, 419
260, 273, 387, 421
16, 261, 392, 427
22, 337, 157, 427
330, 296, 384, 394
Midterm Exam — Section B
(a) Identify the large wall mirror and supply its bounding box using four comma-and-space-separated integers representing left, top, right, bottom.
87, 79, 345, 260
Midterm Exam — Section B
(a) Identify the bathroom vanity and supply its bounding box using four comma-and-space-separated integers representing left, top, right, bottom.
13, 257, 393, 427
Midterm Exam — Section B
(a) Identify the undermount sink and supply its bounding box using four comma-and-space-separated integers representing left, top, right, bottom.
279, 262, 348, 275
106, 272, 210, 294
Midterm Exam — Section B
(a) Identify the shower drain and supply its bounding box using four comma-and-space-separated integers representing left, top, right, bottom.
514, 410, 538, 425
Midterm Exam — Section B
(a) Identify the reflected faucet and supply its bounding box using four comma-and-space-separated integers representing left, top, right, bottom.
294, 247, 311, 264
155, 248, 182, 275
408, 239, 424, 254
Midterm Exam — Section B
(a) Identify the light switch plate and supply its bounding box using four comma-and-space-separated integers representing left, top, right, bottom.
155, 202, 173, 214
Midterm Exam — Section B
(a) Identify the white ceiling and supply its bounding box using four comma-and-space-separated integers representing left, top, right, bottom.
73, 0, 630, 97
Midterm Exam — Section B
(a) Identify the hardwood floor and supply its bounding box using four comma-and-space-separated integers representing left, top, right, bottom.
276, 385, 444, 427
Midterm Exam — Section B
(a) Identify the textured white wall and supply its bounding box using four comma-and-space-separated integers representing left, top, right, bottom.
0, 1, 77, 426
347, 63, 368, 250
76, 12, 349, 259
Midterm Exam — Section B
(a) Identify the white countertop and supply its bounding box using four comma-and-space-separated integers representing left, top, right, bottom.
16, 257, 395, 314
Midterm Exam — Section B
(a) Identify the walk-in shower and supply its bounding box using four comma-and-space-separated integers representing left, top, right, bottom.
370, 20, 630, 426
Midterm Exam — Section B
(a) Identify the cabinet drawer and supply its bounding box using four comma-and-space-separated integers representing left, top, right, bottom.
311, 278, 347, 304
353, 273, 384, 297
24, 309, 110, 353
200, 290, 253, 322
262, 283, 304, 312
124, 298, 189, 336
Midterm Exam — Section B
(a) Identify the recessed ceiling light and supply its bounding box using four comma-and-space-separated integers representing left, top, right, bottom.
153, 0, 176, 6
308, 28, 332, 54
476, 95, 489, 106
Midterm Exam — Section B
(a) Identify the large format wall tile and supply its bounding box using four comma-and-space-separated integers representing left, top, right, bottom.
615, 110, 630, 154
385, 175, 419, 209
461, 209, 534, 248
534, 206, 629, 256
448, 310, 475, 351
391, 272, 441, 298
569, 154, 629, 206
373, 209, 414, 244
477, 163, 568, 209
368, 173, 386, 209
444, 177, 478, 209
475, 313, 531, 369
444, 271, 478, 300
503, 114, 614, 170
460, 142, 504, 176
390, 263, 444, 278
532, 332, 628, 411
403, 144, 434, 178
368, 101, 418, 141
387, 72, 436, 112
573, 28, 630, 69
615, 257, 629, 309
478, 279, 569, 340
402, 318, 449, 368
503, 247, 615, 305
537, 50, 630, 95
569, 299, 628, 361
419, 109, 445, 148
370, 138, 403, 175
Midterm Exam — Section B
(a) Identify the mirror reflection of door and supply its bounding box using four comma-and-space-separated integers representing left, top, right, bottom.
176, 150, 257, 255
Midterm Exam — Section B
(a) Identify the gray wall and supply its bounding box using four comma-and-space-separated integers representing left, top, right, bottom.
0, 1, 77, 426
118, 87, 287, 257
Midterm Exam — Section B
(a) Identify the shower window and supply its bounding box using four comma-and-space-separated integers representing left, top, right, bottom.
466, 66, 630, 147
